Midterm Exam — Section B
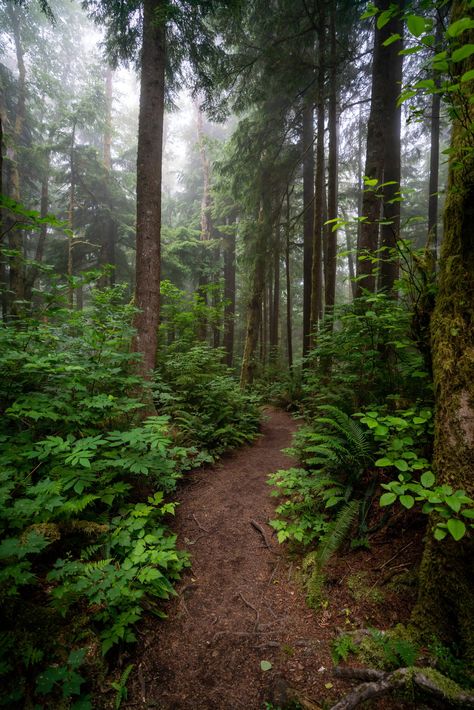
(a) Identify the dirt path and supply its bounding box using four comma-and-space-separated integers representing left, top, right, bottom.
126, 407, 420, 710
127, 408, 327, 709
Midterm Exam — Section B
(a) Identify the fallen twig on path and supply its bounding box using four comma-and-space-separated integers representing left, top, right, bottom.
250, 518, 275, 551
192, 513, 210, 533
238, 591, 260, 630
376, 540, 414, 571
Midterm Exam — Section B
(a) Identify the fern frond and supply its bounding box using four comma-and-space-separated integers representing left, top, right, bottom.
316, 500, 360, 567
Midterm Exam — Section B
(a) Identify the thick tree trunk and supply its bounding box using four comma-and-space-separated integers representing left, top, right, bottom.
195, 102, 213, 341
309, 13, 325, 347
25, 150, 50, 301
302, 102, 314, 358
240, 204, 267, 387
132, 0, 166, 376
6, 3, 26, 316
285, 190, 293, 369
427, 15, 443, 263
269, 227, 280, 360
356, 0, 393, 296
223, 223, 236, 367
98, 66, 117, 288
104, 67, 113, 171
411, 2, 474, 660
325, 0, 338, 316
378, 3, 403, 295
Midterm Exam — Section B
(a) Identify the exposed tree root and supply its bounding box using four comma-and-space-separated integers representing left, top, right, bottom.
330, 666, 474, 709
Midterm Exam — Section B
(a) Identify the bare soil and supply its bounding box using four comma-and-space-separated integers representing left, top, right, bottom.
125, 407, 423, 710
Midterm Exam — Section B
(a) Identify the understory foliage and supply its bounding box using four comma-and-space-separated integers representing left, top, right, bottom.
0, 285, 260, 707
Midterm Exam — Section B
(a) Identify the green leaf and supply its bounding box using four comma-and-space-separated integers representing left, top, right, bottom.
380, 492, 397, 506
434, 526, 447, 541
260, 660, 272, 671
452, 44, 474, 62
394, 459, 409, 472
383, 33, 401, 47
377, 9, 393, 29
407, 15, 426, 37
375, 457, 393, 467
461, 69, 474, 83
447, 17, 474, 38
420, 471, 435, 488
447, 518, 466, 541
400, 495, 415, 509
462, 508, 474, 519
446, 496, 461, 513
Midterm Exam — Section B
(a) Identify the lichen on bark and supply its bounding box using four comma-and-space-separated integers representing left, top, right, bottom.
411, 0, 474, 661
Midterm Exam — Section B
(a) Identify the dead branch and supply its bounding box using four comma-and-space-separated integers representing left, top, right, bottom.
331, 667, 474, 709
250, 518, 275, 551
192, 513, 210, 532
238, 592, 260, 630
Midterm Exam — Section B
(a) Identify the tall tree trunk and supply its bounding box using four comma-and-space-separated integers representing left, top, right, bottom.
223, 221, 236, 367
325, 0, 338, 316
302, 102, 314, 358
427, 15, 443, 264
356, 0, 393, 296
195, 100, 213, 341
68, 121, 76, 309
240, 203, 267, 387
0, 110, 7, 320
310, 9, 325, 347
411, 2, 474, 659
285, 190, 293, 369
25, 149, 50, 301
132, 0, 166, 376
378, 3, 404, 295
270, 227, 280, 359
99, 66, 117, 288
6, 3, 26, 315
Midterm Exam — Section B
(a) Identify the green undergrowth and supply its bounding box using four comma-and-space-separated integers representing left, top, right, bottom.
0, 285, 260, 707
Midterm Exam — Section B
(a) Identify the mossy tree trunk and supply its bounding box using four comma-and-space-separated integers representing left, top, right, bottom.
411, 1, 474, 660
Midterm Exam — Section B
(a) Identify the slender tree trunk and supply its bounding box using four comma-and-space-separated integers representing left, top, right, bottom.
0, 111, 7, 320
6, 4, 26, 315
103, 67, 113, 172
325, 0, 338, 316
99, 66, 116, 288
310, 10, 325, 347
270, 227, 280, 359
223, 222, 236, 367
411, 2, 474, 659
68, 121, 76, 309
356, 0, 393, 296
285, 190, 293, 369
302, 102, 314, 358
25, 149, 50, 301
240, 203, 267, 387
195, 100, 213, 341
427, 15, 443, 264
378, 2, 404, 295
132, 0, 166, 376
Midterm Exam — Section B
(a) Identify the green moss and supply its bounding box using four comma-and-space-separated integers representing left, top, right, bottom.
347, 571, 384, 603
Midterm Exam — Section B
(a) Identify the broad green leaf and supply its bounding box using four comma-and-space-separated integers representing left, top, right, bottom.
461, 69, 474, 83
447, 17, 474, 38
383, 33, 401, 46
420, 471, 435, 488
434, 526, 447, 541
462, 508, 474, 519
375, 457, 393, 467
400, 495, 415, 509
452, 43, 474, 62
446, 496, 461, 513
407, 15, 426, 37
380, 492, 397, 506
447, 518, 466, 541
394, 459, 409, 472
260, 660, 272, 671
377, 9, 393, 29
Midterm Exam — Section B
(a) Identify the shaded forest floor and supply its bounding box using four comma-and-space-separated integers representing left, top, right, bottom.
124, 408, 424, 710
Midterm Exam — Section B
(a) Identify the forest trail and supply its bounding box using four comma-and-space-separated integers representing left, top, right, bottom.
127, 408, 332, 709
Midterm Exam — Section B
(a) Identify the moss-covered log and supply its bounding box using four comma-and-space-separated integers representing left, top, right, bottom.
411, 0, 474, 660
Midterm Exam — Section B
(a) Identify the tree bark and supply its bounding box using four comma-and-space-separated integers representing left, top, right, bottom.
6, 3, 26, 315
132, 0, 166, 377
223, 221, 236, 367
240, 203, 267, 387
68, 120, 76, 309
411, 1, 474, 660
195, 101, 213, 341
25, 149, 50, 301
309, 9, 325, 347
355, 0, 393, 296
285, 190, 293, 369
302, 102, 314, 358
427, 14, 443, 264
378, 2, 404, 295
270, 226, 280, 360
325, 0, 338, 316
